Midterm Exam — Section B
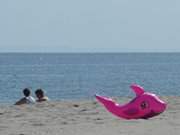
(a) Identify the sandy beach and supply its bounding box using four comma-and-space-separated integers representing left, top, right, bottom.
0, 96, 179, 135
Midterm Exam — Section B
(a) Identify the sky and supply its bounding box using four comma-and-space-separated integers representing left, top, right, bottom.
0, 0, 180, 52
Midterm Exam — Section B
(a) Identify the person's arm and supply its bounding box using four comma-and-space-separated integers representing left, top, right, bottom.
14, 98, 26, 105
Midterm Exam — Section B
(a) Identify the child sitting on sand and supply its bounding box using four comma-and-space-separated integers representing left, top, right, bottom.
15, 88, 36, 105
35, 89, 49, 102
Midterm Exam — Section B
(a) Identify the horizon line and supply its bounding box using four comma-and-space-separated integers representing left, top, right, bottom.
0, 51, 180, 54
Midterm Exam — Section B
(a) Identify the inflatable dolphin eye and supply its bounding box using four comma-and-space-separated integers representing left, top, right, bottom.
140, 101, 149, 110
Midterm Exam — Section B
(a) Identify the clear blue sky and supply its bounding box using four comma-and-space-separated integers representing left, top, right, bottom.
0, 0, 180, 52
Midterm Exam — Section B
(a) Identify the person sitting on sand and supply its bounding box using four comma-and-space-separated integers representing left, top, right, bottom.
15, 88, 36, 105
35, 89, 49, 102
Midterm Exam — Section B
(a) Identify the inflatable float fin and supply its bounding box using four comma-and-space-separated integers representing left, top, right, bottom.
130, 84, 144, 96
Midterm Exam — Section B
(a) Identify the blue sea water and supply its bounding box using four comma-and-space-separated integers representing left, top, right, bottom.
0, 53, 180, 103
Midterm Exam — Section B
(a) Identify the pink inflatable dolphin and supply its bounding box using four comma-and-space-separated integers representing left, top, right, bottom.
95, 84, 167, 119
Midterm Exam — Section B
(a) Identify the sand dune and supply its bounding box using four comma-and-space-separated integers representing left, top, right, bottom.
0, 96, 179, 135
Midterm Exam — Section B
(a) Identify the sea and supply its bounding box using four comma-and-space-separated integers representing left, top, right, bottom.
0, 53, 180, 103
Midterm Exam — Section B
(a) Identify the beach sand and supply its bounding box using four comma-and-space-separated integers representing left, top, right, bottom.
0, 96, 179, 135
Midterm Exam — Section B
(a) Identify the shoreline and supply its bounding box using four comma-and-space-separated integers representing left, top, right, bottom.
0, 95, 176, 106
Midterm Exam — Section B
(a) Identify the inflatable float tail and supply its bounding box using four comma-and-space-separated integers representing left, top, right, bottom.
95, 94, 120, 113
95, 94, 115, 105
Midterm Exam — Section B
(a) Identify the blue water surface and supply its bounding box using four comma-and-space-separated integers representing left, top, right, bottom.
0, 53, 180, 103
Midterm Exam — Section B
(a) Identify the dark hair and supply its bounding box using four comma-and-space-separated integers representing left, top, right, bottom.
23, 88, 31, 97
35, 89, 44, 97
